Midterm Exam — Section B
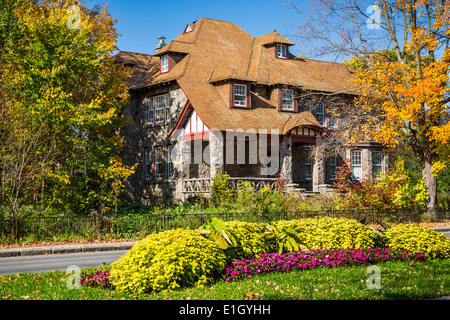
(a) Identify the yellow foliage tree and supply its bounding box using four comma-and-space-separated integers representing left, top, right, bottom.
290, 0, 450, 211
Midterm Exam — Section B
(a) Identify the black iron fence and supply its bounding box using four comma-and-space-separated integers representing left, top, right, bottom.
0, 207, 449, 241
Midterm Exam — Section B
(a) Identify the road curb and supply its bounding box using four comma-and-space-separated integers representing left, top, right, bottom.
432, 227, 450, 232
0, 242, 136, 258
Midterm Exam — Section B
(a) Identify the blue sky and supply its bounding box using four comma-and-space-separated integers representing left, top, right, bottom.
84, 0, 309, 58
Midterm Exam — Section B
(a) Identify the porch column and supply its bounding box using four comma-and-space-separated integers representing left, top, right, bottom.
313, 149, 325, 192
280, 135, 293, 184
209, 129, 224, 179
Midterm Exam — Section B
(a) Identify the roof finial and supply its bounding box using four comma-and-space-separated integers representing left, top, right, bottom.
155, 36, 166, 51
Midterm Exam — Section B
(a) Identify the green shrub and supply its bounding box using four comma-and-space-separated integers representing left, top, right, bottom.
384, 224, 450, 259
221, 221, 276, 259
109, 228, 227, 294
272, 217, 376, 250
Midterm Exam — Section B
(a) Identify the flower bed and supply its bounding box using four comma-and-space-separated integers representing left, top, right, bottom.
79, 270, 111, 288
224, 248, 427, 282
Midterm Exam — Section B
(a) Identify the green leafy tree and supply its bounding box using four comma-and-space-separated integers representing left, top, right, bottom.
0, 0, 133, 217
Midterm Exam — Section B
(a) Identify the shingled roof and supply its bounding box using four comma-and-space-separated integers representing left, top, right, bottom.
116, 18, 360, 134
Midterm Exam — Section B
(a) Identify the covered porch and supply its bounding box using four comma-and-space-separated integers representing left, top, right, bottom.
168, 102, 329, 200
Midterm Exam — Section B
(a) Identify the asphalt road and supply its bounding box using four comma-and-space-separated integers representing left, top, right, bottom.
0, 250, 128, 276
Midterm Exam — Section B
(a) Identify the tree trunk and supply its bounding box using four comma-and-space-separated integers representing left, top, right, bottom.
422, 159, 438, 217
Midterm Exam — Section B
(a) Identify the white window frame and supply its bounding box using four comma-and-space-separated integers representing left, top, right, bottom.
161, 55, 169, 73
281, 89, 294, 111
154, 147, 164, 180
147, 97, 154, 124
351, 150, 362, 180
144, 148, 151, 181
167, 146, 174, 179
277, 44, 287, 59
372, 151, 383, 179
165, 94, 170, 122
233, 84, 247, 107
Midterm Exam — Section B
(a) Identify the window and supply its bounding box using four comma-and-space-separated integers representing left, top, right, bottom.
309, 101, 324, 126
305, 151, 313, 180
155, 95, 165, 123
372, 151, 383, 179
281, 89, 294, 111
328, 116, 336, 129
316, 102, 324, 126
329, 155, 336, 180
277, 44, 287, 59
327, 102, 336, 128
154, 147, 164, 180
161, 55, 169, 73
147, 97, 154, 124
144, 148, 151, 181
233, 84, 248, 107
168, 146, 174, 179
146, 93, 170, 125
165, 94, 170, 122
351, 150, 362, 180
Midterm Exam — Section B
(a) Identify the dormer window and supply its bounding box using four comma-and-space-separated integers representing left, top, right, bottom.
160, 55, 169, 73
277, 44, 288, 59
281, 88, 295, 111
232, 84, 249, 108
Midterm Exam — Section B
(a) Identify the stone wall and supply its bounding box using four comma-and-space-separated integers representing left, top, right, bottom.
121, 82, 187, 206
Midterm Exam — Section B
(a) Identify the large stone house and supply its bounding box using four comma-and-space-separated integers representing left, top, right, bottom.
115, 18, 388, 206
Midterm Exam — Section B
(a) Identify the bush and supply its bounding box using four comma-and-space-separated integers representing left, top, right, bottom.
333, 158, 429, 210
109, 228, 227, 294
384, 224, 450, 259
222, 221, 276, 259
272, 217, 376, 250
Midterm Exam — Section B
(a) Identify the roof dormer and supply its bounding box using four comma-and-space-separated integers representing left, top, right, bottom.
209, 67, 255, 109
257, 31, 295, 60
154, 40, 191, 74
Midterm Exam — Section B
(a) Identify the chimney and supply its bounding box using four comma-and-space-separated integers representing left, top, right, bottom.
155, 36, 166, 51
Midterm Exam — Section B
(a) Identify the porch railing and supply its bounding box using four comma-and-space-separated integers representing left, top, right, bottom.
181, 177, 279, 194
181, 178, 211, 194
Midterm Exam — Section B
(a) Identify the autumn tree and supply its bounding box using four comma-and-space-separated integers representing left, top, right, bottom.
288, 0, 450, 211
0, 0, 134, 217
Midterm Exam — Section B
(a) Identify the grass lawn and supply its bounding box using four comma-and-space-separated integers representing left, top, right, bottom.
1, 258, 449, 300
